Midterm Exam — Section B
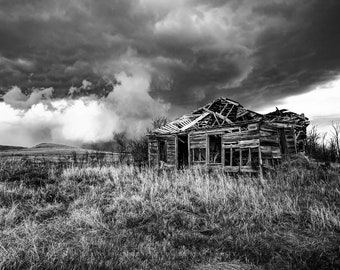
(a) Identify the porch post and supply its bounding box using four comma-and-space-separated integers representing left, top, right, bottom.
188, 133, 191, 167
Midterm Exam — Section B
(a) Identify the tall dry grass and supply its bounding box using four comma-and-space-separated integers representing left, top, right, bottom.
0, 159, 339, 269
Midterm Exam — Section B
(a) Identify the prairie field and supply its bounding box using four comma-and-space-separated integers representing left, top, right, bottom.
0, 158, 339, 270
0, 143, 124, 165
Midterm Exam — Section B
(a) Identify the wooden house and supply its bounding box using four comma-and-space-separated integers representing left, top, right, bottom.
147, 97, 309, 173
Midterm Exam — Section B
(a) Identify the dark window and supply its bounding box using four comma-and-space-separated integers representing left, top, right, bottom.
178, 135, 188, 168
225, 148, 231, 166
159, 140, 167, 163
209, 135, 222, 163
251, 148, 259, 168
232, 148, 240, 166
279, 128, 288, 155
241, 148, 251, 166
191, 148, 206, 162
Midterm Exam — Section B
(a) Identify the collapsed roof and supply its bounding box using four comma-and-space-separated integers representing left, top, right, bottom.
152, 97, 309, 135
264, 108, 310, 128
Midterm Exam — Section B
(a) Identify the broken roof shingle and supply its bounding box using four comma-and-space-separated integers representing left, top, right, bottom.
151, 97, 309, 135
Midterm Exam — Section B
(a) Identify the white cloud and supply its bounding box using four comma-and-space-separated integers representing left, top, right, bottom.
81, 79, 92, 90
0, 71, 169, 146
68, 86, 78, 96
67, 80, 93, 97
258, 77, 340, 137
3, 86, 54, 110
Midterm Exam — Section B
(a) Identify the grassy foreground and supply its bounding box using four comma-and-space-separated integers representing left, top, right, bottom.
0, 159, 340, 269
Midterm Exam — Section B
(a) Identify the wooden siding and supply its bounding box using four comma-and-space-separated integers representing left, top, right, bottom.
148, 137, 158, 167
222, 130, 259, 146
149, 121, 299, 172
167, 136, 176, 165
258, 123, 297, 158
222, 124, 259, 146
148, 135, 177, 166
259, 123, 281, 159
267, 122, 304, 154
283, 128, 297, 155
189, 133, 206, 148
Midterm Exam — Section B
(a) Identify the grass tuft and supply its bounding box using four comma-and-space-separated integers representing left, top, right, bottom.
0, 159, 339, 269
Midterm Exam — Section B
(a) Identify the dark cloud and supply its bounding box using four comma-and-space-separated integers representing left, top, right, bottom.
1, 0, 340, 113
241, 0, 340, 108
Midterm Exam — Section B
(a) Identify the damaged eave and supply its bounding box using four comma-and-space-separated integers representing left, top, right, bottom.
149, 98, 308, 137
264, 108, 309, 127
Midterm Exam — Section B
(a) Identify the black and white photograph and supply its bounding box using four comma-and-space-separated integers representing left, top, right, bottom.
0, 0, 340, 269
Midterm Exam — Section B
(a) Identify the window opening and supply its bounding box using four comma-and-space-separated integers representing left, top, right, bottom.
191, 148, 206, 162
209, 135, 222, 163
159, 140, 167, 163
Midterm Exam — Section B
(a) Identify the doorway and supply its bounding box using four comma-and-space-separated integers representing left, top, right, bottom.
279, 128, 287, 155
159, 140, 167, 163
177, 135, 188, 169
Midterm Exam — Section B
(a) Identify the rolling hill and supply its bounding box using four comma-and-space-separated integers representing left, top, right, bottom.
0, 145, 26, 151
0, 142, 123, 163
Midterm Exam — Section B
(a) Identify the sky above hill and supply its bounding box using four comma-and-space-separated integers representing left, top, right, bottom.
0, 0, 340, 146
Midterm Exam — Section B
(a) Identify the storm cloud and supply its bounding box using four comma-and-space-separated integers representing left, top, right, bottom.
0, 72, 169, 146
0, 0, 340, 145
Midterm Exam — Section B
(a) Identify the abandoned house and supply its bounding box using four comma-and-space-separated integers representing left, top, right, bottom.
147, 97, 309, 173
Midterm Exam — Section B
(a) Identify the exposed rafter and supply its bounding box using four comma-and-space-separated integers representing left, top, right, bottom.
151, 97, 265, 135
203, 108, 233, 124
179, 112, 209, 131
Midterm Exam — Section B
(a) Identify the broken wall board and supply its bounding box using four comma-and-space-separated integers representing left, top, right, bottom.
222, 130, 260, 145
223, 166, 240, 172
238, 139, 260, 148
189, 133, 207, 149
167, 136, 177, 165
283, 128, 297, 155
222, 139, 260, 149
148, 138, 159, 166
148, 135, 177, 166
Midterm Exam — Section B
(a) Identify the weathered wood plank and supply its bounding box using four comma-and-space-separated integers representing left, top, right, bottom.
224, 166, 240, 173
190, 132, 207, 150
166, 136, 176, 165
238, 139, 260, 148
180, 112, 209, 131
203, 107, 233, 124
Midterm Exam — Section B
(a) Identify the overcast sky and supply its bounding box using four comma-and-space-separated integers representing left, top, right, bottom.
0, 0, 340, 146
